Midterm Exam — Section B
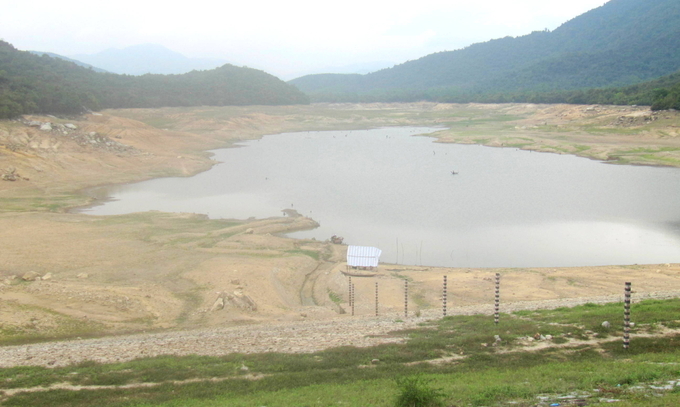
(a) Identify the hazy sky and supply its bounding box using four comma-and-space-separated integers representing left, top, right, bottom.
2, 0, 607, 79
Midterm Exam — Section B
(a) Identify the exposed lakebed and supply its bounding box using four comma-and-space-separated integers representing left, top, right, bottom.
79, 127, 680, 268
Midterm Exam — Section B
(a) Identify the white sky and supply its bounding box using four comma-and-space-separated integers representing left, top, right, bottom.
1, 0, 607, 79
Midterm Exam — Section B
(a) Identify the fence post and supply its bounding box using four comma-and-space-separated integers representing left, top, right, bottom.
443, 275, 448, 317
494, 273, 500, 324
375, 282, 379, 317
348, 276, 352, 308
624, 282, 631, 349
404, 280, 409, 317
351, 282, 355, 316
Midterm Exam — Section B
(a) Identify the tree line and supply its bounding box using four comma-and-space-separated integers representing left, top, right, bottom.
0, 41, 309, 119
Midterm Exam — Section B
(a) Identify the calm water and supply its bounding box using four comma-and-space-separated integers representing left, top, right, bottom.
79, 127, 680, 268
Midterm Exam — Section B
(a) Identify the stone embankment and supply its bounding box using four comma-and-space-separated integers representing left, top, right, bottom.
2, 290, 680, 368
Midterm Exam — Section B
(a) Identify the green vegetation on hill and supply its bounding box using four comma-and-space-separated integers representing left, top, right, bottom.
290, 0, 680, 107
0, 41, 309, 119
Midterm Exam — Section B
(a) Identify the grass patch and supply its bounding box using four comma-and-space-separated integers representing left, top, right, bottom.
3, 281, 680, 405
285, 249, 320, 261
327, 289, 343, 304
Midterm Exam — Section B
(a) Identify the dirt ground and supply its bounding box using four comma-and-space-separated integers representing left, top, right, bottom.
1, 103, 679, 342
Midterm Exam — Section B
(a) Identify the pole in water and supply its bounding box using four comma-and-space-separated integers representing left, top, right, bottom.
494, 273, 500, 325
404, 280, 409, 317
624, 282, 632, 349
442, 275, 448, 317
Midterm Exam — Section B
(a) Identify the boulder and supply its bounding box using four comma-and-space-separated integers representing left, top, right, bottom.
42, 272, 53, 280
22, 271, 41, 281
39, 123, 52, 131
64, 123, 77, 130
210, 296, 225, 311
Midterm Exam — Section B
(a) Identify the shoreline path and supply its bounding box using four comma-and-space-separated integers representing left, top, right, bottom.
2, 290, 680, 368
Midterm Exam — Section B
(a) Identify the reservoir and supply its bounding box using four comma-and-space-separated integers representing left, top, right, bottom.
79, 127, 680, 268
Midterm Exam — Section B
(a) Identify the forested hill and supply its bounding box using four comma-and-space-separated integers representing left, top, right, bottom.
290, 0, 680, 103
0, 41, 309, 119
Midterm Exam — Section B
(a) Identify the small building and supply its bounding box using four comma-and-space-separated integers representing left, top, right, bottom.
346, 245, 382, 270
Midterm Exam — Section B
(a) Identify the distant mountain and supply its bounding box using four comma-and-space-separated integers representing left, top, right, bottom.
0, 41, 309, 118
285, 61, 396, 81
70, 44, 229, 76
29, 51, 110, 73
291, 0, 680, 103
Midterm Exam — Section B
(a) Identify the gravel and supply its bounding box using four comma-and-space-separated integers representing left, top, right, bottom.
2, 290, 679, 368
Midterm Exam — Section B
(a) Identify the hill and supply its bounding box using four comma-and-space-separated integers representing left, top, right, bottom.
0, 41, 309, 118
70, 44, 229, 76
291, 0, 680, 103
28, 51, 110, 73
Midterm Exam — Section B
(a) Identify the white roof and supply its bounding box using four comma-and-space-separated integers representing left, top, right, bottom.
347, 245, 382, 268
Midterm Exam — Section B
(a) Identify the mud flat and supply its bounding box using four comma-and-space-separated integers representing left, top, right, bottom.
1, 103, 679, 345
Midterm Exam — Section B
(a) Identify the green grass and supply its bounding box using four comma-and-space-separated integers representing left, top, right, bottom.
285, 249, 321, 261
0, 304, 106, 346
327, 289, 343, 304
3, 298, 680, 406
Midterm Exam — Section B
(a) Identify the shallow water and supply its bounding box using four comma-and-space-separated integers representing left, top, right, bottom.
79, 127, 680, 268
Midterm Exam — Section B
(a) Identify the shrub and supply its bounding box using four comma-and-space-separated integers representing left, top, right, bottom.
394, 375, 445, 407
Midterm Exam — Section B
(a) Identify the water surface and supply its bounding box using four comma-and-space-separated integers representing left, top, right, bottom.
80, 127, 680, 268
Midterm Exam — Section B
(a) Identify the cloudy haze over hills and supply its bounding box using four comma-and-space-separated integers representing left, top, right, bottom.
2, 0, 607, 79
69, 44, 229, 76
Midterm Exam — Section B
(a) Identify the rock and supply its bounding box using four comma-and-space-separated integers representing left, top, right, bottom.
602, 321, 611, 328
27, 121, 42, 127
371, 359, 380, 364
545, 335, 553, 340
22, 271, 40, 281
244, 228, 254, 234
76, 273, 89, 279
39, 123, 52, 131
629, 322, 635, 328
240, 364, 249, 372
494, 335, 502, 342
42, 272, 53, 280
210, 296, 225, 312
89, 132, 97, 137
64, 123, 77, 130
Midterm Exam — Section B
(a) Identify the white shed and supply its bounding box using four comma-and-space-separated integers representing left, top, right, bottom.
346, 245, 382, 269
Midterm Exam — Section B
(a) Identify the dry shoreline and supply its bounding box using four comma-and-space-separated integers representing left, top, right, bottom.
4, 289, 680, 369
1, 102, 680, 352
